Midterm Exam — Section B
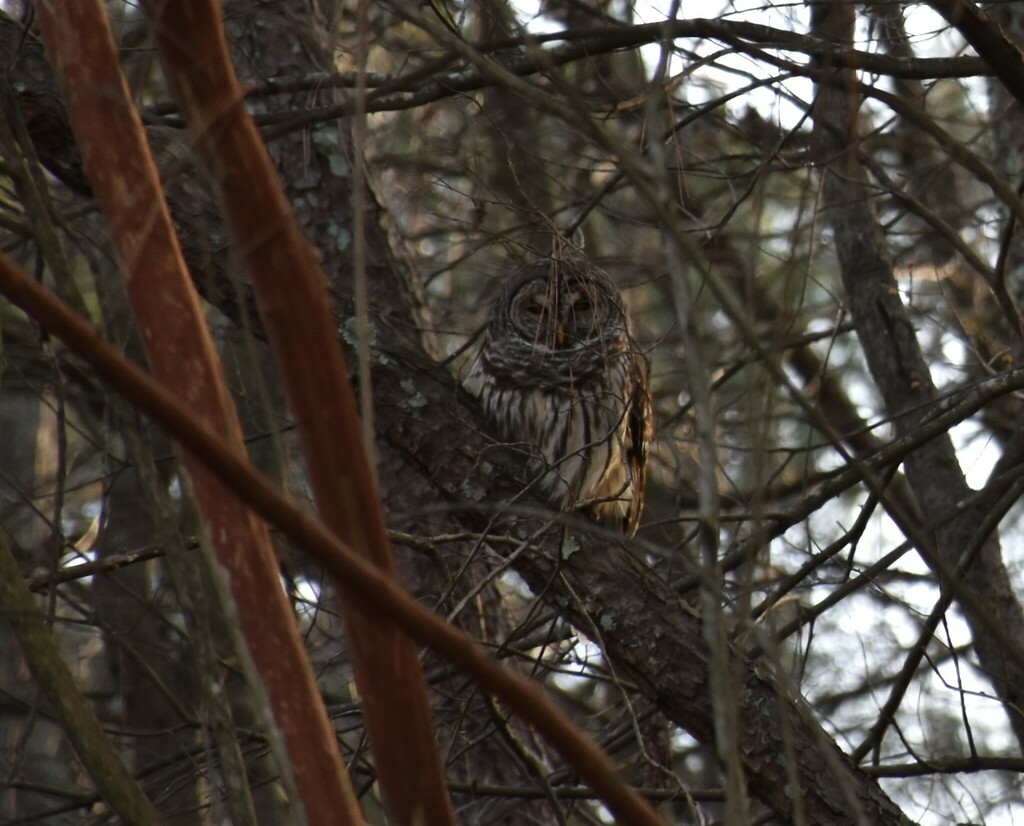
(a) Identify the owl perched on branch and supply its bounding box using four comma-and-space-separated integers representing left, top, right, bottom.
465, 255, 652, 535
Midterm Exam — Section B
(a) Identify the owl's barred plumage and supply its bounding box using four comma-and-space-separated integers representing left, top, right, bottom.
465, 256, 652, 535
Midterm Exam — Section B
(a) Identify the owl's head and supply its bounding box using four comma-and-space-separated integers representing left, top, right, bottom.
497, 257, 626, 351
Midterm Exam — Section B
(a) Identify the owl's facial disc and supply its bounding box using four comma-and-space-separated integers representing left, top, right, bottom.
508, 277, 608, 348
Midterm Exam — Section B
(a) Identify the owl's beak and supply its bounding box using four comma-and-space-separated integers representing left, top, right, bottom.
556, 323, 566, 348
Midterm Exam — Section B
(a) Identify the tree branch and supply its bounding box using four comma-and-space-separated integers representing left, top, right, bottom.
927, 0, 1024, 109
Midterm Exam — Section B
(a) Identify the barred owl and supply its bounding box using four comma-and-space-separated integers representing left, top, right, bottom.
465, 256, 652, 535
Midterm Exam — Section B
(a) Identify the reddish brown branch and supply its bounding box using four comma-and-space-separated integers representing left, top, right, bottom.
34, 2, 363, 823
138, 1, 456, 823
